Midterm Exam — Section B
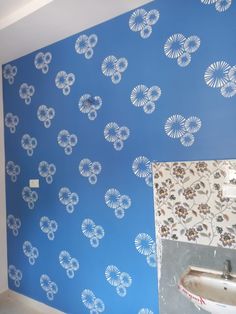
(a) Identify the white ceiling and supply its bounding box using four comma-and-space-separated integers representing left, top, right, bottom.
0, 0, 152, 65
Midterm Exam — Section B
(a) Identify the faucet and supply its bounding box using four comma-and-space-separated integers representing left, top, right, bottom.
222, 259, 232, 280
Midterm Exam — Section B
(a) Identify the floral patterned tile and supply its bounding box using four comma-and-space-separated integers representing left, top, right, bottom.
153, 160, 236, 249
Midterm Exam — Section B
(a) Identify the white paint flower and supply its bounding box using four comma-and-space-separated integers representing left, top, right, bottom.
115, 58, 128, 73
55, 71, 75, 95
164, 114, 186, 138
135, 233, 154, 256
228, 65, 236, 83
79, 159, 92, 177
104, 122, 119, 142
105, 265, 121, 286
120, 272, 132, 288
129, 9, 147, 32
204, 61, 230, 88
164, 34, 186, 59
23, 241, 39, 265
59, 250, 79, 278
102, 56, 117, 77
145, 9, 160, 26
21, 134, 37, 156
81, 219, 95, 238
6, 161, 20, 182
40, 275, 58, 300
147, 86, 161, 102
105, 188, 121, 209
140, 25, 152, 39
177, 52, 191, 67
143, 101, 156, 114
221, 82, 236, 98
184, 116, 202, 133
3, 64, 17, 84
34, 51, 52, 73
37, 105, 55, 128
215, 0, 232, 12
40, 216, 58, 240
132, 156, 151, 178
5, 113, 19, 133
184, 36, 201, 53
81, 289, 96, 309
19, 83, 35, 104
138, 309, 154, 314
180, 133, 195, 147
7, 214, 21, 236
131, 85, 149, 107
75, 35, 89, 54
8, 265, 22, 287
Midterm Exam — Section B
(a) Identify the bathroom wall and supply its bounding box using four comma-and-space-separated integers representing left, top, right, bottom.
159, 239, 236, 314
2, 0, 236, 313
0, 67, 8, 293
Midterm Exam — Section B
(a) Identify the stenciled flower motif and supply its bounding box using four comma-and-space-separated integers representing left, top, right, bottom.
58, 187, 79, 213
135, 233, 156, 267
204, 61, 231, 88
23, 241, 39, 265
221, 82, 236, 98
104, 122, 130, 150
55, 71, 75, 95
104, 188, 131, 219
132, 156, 151, 179
40, 274, 58, 300
159, 225, 170, 237
6, 161, 20, 182
164, 33, 186, 59
37, 105, 55, 128
57, 130, 78, 155
7, 214, 21, 236
81, 219, 105, 247
81, 289, 105, 312
79, 159, 102, 184
22, 186, 38, 209
102, 55, 128, 83
220, 232, 235, 247
129, 8, 160, 39
5, 113, 19, 133
78, 94, 102, 120
34, 51, 52, 74
19, 83, 35, 104
131, 84, 161, 114
21, 134, 37, 156
8, 265, 22, 287
3, 64, 17, 84
105, 265, 132, 296
40, 216, 58, 240
59, 250, 79, 278
173, 166, 186, 178
215, 0, 232, 12
138, 309, 154, 314
38, 161, 56, 184
75, 34, 98, 59
183, 187, 196, 200
165, 114, 186, 138
196, 162, 208, 172
184, 36, 201, 53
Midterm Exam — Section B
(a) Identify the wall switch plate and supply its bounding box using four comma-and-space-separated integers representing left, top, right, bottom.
29, 179, 39, 188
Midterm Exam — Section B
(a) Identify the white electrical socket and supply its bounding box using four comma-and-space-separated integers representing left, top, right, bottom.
29, 179, 39, 188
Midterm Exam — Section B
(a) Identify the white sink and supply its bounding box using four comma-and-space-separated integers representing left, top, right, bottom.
178, 266, 236, 314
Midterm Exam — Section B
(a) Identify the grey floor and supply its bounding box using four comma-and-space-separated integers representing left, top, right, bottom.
0, 292, 43, 314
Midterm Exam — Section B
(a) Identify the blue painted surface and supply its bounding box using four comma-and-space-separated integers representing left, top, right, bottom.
2, 0, 236, 313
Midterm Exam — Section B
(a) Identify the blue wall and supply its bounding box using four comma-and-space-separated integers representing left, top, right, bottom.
3, 1, 236, 313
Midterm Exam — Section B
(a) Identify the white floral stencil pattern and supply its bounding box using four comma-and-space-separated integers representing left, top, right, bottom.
101, 56, 128, 84
164, 114, 202, 146
40, 216, 58, 240
105, 265, 132, 297
19, 83, 35, 104
81, 219, 105, 247
104, 188, 131, 219
8, 265, 22, 288
6, 161, 20, 182
132, 156, 153, 187
204, 61, 236, 98
153, 160, 236, 248
40, 274, 58, 300
5, 113, 19, 133
23, 241, 39, 265
57, 130, 78, 155
75, 34, 98, 59
59, 250, 79, 278
38, 161, 56, 184
34, 52, 52, 74
131, 84, 161, 114
129, 8, 160, 39
138, 309, 154, 314
104, 122, 130, 150
3, 64, 17, 84
201, 0, 232, 12
7, 215, 21, 236
79, 159, 102, 184
58, 187, 79, 213
78, 94, 102, 120
55, 71, 75, 95
164, 34, 200, 67
81, 289, 105, 313
135, 233, 157, 267
37, 105, 55, 128
22, 187, 38, 209
21, 134, 37, 156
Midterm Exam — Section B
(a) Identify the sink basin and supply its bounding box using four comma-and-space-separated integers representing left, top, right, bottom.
178, 266, 236, 314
